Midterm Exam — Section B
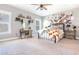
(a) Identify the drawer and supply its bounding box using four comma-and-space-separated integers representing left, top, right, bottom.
65, 31, 74, 33
65, 31, 75, 35
65, 33, 74, 36
65, 35, 74, 39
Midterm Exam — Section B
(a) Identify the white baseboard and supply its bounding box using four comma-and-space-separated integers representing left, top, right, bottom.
0, 37, 18, 42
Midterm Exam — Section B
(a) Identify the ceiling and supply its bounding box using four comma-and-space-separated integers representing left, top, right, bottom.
10, 4, 79, 16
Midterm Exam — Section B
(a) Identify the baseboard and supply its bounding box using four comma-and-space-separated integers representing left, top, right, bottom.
0, 37, 19, 42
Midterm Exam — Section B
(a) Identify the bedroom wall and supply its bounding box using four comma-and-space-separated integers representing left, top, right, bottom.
71, 7, 79, 26
0, 4, 41, 39
71, 7, 79, 38
42, 7, 79, 27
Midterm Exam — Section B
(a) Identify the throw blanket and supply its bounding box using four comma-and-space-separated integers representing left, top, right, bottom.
48, 28, 59, 43
48, 28, 59, 38
38, 28, 64, 43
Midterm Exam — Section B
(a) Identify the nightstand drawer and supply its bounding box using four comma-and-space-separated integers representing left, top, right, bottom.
65, 31, 74, 33
65, 35, 75, 39
65, 33, 74, 36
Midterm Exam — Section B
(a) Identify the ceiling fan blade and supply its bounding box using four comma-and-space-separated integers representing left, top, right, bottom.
41, 4, 52, 6
32, 4, 52, 6
31, 4, 40, 6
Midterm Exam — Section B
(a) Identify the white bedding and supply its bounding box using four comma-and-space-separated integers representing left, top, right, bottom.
38, 29, 64, 42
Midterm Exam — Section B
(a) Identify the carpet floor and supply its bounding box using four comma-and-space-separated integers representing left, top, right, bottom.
0, 38, 79, 55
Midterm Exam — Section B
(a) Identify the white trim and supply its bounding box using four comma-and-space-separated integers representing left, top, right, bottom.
0, 37, 18, 42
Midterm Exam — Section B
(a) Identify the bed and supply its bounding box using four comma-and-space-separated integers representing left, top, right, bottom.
38, 23, 64, 43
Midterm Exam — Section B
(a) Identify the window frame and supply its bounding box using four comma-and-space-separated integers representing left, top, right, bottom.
0, 10, 11, 35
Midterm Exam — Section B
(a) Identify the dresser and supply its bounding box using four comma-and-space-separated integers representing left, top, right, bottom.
64, 30, 76, 40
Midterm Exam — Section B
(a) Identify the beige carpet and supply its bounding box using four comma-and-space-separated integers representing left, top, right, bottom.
0, 38, 79, 55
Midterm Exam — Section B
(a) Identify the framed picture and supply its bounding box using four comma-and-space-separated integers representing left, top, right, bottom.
0, 10, 11, 35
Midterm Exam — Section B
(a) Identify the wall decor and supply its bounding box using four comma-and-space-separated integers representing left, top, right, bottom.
15, 14, 33, 29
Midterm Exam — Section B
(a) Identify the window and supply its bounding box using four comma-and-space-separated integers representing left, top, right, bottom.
0, 10, 11, 35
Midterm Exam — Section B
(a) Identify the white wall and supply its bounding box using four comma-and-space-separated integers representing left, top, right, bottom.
71, 8, 79, 26
71, 7, 79, 38
0, 4, 41, 39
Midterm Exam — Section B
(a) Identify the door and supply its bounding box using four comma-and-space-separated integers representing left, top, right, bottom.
35, 19, 41, 32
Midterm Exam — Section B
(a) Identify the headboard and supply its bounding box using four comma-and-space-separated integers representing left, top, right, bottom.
52, 23, 65, 32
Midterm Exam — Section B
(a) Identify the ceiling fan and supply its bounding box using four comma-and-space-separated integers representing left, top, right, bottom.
32, 4, 52, 10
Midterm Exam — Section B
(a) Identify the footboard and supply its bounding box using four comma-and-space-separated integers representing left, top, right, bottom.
37, 31, 57, 43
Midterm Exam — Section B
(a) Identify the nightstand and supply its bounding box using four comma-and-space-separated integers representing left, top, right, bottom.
64, 30, 76, 40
